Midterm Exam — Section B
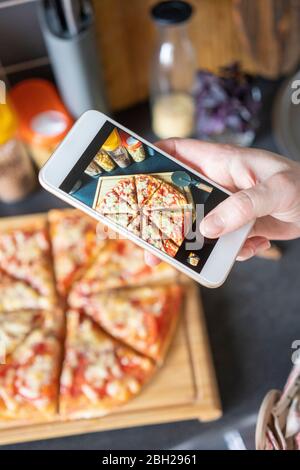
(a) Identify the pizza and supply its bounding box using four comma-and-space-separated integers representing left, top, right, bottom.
97, 188, 136, 215
96, 174, 192, 258
0, 270, 50, 313
127, 214, 142, 237
135, 174, 161, 206
106, 213, 135, 230
0, 329, 61, 420
74, 285, 183, 362
68, 239, 178, 306
49, 209, 100, 297
0, 310, 43, 357
149, 209, 192, 247
0, 208, 184, 426
107, 213, 141, 237
112, 177, 138, 210
141, 215, 179, 258
59, 310, 154, 419
0, 226, 57, 306
143, 181, 188, 211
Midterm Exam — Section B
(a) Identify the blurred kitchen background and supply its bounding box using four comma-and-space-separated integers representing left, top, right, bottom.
0, 0, 300, 450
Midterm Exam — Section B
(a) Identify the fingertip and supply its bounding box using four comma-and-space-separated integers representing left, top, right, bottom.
200, 213, 225, 238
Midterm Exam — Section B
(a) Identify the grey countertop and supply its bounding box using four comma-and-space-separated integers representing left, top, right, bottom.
1, 80, 300, 450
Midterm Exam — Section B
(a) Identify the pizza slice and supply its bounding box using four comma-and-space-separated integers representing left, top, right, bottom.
0, 329, 61, 421
77, 285, 183, 362
141, 215, 179, 258
149, 208, 192, 247
0, 226, 57, 306
68, 240, 178, 305
127, 214, 142, 237
48, 209, 101, 297
0, 310, 43, 357
59, 310, 154, 419
112, 177, 138, 210
0, 270, 50, 313
135, 174, 162, 207
96, 188, 136, 215
144, 181, 188, 212
106, 213, 141, 237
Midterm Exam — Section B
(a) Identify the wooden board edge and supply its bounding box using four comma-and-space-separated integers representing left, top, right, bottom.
0, 402, 222, 446
92, 176, 102, 210
184, 283, 222, 420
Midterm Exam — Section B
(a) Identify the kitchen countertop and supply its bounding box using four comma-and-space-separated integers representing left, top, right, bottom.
1, 80, 300, 450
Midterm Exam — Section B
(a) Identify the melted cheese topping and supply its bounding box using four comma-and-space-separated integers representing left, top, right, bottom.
62, 312, 151, 401
0, 311, 36, 355
0, 281, 48, 312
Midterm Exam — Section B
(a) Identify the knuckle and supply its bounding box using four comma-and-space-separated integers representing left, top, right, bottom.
232, 190, 256, 219
272, 171, 291, 189
220, 144, 241, 162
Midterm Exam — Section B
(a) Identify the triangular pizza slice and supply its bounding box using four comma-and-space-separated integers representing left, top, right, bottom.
149, 208, 192, 247
0, 328, 61, 420
76, 285, 183, 362
112, 177, 138, 210
0, 270, 51, 312
144, 181, 188, 212
59, 310, 154, 419
106, 212, 141, 237
0, 310, 43, 357
135, 174, 162, 207
141, 215, 179, 258
0, 226, 57, 306
96, 188, 136, 215
48, 209, 101, 297
68, 239, 178, 306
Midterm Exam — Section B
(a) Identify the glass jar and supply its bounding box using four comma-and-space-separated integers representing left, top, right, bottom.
10, 79, 73, 168
94, 149, 115, 172
120, 131, 146, 163
0, 102, 36, 203
102, 129, 131, 168
150, 1, 197, 139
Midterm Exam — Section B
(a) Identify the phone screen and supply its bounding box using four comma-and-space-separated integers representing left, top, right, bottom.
60, 121, 228, 273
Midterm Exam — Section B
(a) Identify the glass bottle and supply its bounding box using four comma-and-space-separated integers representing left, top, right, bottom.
102, 129, 131, 169
150, 1, 196, 139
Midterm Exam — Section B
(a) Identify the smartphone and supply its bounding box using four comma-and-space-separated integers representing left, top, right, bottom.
39, 110, 252, 288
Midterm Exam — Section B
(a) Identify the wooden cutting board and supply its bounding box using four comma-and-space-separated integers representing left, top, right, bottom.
0, 214, 221, 445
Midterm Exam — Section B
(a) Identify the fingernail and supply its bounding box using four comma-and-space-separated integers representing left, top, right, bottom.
200, 214, 225, 238
237, 247, 254, 261
256, 240, 271, 253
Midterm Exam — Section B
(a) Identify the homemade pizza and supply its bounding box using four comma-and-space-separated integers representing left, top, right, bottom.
95, 174, 193, 256
0, 209, 183, 423
59, 310, 154, 419
0, 271, 50, 313
68, 239, 177, 304
0, 329, 62, 421
71, 285, 183, 362
49, 209, 101, 297
0, 224, 57, 306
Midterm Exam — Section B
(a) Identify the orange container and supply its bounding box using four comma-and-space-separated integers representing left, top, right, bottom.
9, 79, 73, 167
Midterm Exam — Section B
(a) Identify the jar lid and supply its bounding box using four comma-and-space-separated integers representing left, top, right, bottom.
102, 129, 121, 151
151, 1, 193, 25
9, 79, 73, 147
119, 130, 141, 149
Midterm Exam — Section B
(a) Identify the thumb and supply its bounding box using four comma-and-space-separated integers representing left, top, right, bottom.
200, 175, 281, 238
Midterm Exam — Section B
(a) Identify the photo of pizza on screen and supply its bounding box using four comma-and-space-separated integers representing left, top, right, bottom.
60, 124, 228, 272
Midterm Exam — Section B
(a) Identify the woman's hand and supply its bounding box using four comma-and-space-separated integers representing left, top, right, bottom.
145, 138, 300, 265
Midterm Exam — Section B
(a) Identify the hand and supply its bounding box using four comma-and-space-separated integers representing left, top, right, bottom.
145, 138, 300, 265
